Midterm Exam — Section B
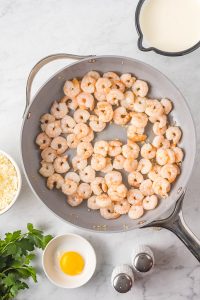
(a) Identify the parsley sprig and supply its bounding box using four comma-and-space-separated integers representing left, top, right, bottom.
0, 223, 53, 299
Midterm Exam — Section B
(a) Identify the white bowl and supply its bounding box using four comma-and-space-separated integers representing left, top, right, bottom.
42, 234, 96, 288
0, 150, 22, 215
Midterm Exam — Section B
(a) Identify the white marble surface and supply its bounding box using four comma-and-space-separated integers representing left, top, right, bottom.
0, 0, 200, 299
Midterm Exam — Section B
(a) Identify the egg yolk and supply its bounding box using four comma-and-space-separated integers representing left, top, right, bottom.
59, 251, 84, 276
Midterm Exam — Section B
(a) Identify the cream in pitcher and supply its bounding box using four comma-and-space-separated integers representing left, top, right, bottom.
140, 0, 200, 52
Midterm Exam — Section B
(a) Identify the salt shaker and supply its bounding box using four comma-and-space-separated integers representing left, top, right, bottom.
111, 264, 134, 293
131, 245, 154, 273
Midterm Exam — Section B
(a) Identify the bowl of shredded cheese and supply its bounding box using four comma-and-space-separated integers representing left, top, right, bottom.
0, 150, 22, 215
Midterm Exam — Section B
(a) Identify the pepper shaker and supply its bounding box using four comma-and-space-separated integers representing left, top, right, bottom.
131, 245, 154, 273
111, 264, 134, 293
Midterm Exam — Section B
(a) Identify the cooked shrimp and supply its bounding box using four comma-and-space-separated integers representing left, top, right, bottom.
113, 107, 130, 125
63, 78, 80, 98
77, 92, 95, 110
105, 171, 122, 187
101, 157, 113, 173
141, 143, 156, 159
103, 71, 120, 81
148, 165, 161, 181
89, 115, 106, 132
137, 158, 152, 174
114, 200, 130, 215
130, 112, 148, 128
40, 113, 55, 131
94, 140, 109, 157
96, 194, 112, 208
81, 128, 94, 143
128, 205, 144, 220
149, 114, 167, 128
152, 135, 170, 149
36, 132, 51, 150
61, 96, 78, 110
86, 71, 100, 80
81, 75, 96, 93
153, 123, 167, 135
77, 183, 92, 199
120, 73, 135, 88
47, 173, 64, 189
67, 193, 83, 207
122, 140, 140, 159
152, 176, 171, 197
62, 178, 78, 195
123, 158, 138, 173
95, 102, 113, 122
65, 172, 80, 184
134, 97, 146, 113
166, 126, 182, 145
113, 154, 125, 170
161, 98, 172, 114
91, 177, 107, 195
53, 156, 70, 174
112, 80, 125, 93
79, 165, 96, 183
61, 115, 76, 133
41, 147, 57, 163
108, 184, 127, 201
139, 179, 154, 196
94, 91, 107, 102
121, 91, 135, 111
77, 142, 93, 159
143, 195, 158, 210
51, 136, 68, 154
127, 188, 144, 205
72, 156, 87, 171
145, 99, 164, 117
106, 89, 124, 105
91, 154, 107, 171
96, 77, 112, 94
45, 121, 62, 138
108, 140, 122, 157
39, 161, 54, 177
87, 196, 100, 210
174, 164, 181, 175
128, 171, 143, 187
160, 164, 178, 183
132, 80, 148, 97
100, 205, 120, 220
127, 125, 147, 142
73, 123, 89, 139
172, 147, 184, 163
73, 109, 90, 123
156, 148, 175, 165
66, 133, 79, 149
50, 101, 68, 119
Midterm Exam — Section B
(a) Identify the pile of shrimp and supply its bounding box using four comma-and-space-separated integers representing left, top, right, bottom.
35, 71, 184, 220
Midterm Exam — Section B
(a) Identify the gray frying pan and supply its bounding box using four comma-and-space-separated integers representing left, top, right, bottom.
21, 54, 200, 261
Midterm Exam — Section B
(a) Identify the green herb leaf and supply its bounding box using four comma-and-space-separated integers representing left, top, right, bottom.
0, 224, 53, 299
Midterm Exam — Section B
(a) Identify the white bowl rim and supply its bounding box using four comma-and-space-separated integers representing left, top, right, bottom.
0, 150, 22, 215
42, 233, 97, 289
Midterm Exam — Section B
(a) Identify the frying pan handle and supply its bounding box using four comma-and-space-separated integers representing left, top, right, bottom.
143, 192, 200, 262
24, 53, 95, 116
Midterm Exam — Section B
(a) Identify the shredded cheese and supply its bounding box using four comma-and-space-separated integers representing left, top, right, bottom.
0, 153, 18, 211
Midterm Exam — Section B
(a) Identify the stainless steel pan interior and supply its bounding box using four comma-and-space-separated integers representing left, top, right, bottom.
21, 54, 200, 261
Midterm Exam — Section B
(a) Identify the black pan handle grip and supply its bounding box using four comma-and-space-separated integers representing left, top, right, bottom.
24, 53, 95, 117
143, 192, 200, 262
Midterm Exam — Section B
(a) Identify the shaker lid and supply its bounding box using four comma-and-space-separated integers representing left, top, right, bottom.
111, 264, 134, 293
132, 245, 154, 273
